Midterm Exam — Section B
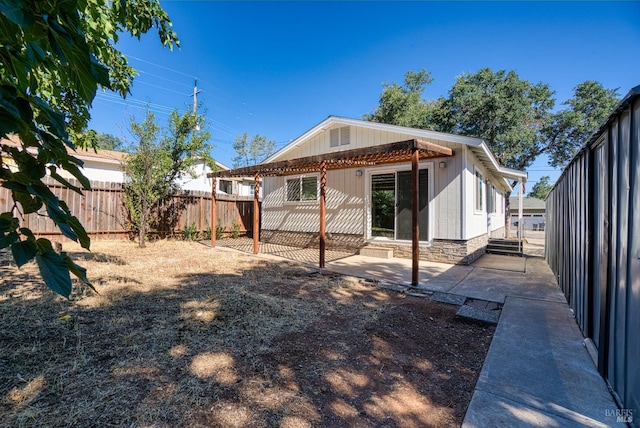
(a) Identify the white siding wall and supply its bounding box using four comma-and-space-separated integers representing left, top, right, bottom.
263, 124, 470, 241
462, 148, 508, 239
431, 146, 463, 240
58, 160, 125, 183
263, 169, 365, 234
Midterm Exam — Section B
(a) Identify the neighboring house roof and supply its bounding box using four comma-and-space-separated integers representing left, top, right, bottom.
509, 197, 546, 210
1, 136, 125, 165
264, 116, 527, 190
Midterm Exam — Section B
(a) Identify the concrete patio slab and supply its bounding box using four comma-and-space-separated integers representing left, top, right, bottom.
463, 297, 618, 427
326, 254, 473, 291
449, 257, 566, 304
472, 253, 526, 272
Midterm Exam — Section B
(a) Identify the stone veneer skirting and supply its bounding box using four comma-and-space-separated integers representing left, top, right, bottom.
261, 230, 489, 265
260, 230, 365, 253
490, 226, 506, 239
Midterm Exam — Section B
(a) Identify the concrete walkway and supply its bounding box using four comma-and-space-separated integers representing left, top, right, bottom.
215, 236, 621, 426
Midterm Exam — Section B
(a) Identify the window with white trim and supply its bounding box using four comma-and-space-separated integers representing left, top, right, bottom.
488, 182, 497, 213
330, 126, 350, 147
475, 170, 484, 211
286, 175, 318, 202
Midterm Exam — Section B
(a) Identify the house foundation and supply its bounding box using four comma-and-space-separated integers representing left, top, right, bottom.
261, 230, 488, 265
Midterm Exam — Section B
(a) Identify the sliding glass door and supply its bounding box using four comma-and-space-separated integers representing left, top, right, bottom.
370, 169, 429, 241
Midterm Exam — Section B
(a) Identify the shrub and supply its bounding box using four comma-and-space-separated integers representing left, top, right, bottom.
181, 223, 199, 241
231, 219, 241, 239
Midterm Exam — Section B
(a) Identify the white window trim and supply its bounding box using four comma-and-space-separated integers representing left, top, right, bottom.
364, 161, 434, 244
474, 167, 484, 214
284, 173, 319, 205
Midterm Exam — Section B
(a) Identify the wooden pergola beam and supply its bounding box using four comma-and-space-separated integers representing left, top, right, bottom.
207, 138, 454, 276
207, 139, 453, 179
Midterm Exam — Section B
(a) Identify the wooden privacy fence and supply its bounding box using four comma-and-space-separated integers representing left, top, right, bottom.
0, 176, 257, 240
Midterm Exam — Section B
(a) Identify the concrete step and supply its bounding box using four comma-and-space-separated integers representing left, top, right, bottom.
487, 239, 523, 257
486, 248, 523, 257
359, 246, 394, 259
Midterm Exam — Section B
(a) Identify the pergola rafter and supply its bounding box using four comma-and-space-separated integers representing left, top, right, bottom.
207, 138, 454, 286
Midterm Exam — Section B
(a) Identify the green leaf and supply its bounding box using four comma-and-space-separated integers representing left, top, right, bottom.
66, 216, 90, 249
18, 227, 34, 239
11, 239, 37, 267
12, 189, 43, 214
0, 213, 19, 232
0, 231, 19, 249
0, 0, 32, 28
36, 250, 72, 298
61, 253, 96, 292
49, 167, 83, 194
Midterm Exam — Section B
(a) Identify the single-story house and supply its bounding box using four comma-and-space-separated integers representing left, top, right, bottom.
209, 116, 527, 266
508, 196, 546, 231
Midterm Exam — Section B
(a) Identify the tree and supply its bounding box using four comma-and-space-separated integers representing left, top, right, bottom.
367, 69, 620, 172
366, 68, 620, 232
232, 132, 276, 168
123, 109, 212, 247
364, 69, 443, 129
528, 175, 554, 200
80, 130, 124, 151
543, 81, 619, 167
437, 68, 556, 171
0, 0, 178, 297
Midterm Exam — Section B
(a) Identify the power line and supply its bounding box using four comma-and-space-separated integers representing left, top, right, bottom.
137, 70, 193, 89
124, 54, 195, 79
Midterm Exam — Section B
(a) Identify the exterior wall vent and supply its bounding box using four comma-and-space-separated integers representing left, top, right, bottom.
330, 126, 350, 148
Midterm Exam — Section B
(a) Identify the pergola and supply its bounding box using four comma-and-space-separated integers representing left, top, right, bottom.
207, 139, 454, 286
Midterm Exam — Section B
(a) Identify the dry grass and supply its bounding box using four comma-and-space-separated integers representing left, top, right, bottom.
0, 240, 494, 427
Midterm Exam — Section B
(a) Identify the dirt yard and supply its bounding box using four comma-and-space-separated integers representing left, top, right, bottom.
0, 240, 494, 427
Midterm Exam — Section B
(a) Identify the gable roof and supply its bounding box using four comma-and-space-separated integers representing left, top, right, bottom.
208, 138, 453, 178
265, 116, 526, 190
1, 135, 125, 165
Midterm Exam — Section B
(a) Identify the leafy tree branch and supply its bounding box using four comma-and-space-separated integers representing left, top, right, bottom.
0, 0, 178, 297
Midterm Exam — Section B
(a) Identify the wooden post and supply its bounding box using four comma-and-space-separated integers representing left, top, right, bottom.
253, 174, 260, 254
199, 196, 205, 233
411, 148, 419, 286
211, 177, 217, 247
319, 161, 327, 268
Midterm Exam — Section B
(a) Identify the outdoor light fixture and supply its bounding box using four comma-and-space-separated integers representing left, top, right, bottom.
439, 161, 447, 169
356, 169, 363, 176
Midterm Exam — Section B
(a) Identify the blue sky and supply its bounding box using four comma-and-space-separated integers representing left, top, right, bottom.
88, 1, 640, 194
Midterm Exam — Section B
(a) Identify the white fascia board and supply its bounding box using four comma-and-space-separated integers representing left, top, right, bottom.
76, 155, 122, 166
498, 166, 528, 181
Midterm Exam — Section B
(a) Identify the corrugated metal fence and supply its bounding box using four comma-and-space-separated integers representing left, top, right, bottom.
546, 85, 639, 423
0, 176, 257, 239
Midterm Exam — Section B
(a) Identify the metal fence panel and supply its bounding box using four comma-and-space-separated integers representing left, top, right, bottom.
546, 87, 639, 424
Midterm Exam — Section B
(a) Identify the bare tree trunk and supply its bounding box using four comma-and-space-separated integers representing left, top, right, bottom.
139, 199, 147, 248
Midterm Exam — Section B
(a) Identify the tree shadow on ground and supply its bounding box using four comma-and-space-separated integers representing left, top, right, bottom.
0, 250, 493, 428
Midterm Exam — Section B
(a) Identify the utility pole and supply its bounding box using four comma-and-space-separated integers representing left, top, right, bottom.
191, 78, 202, 115
189, 78, 203, 157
